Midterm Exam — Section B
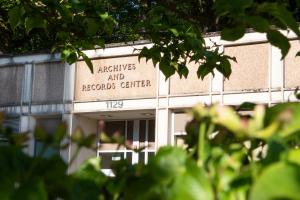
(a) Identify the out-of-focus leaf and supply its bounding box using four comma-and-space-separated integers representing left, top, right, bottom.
221, 25, 245, 41
250, 162, 300, 200
24, 17, 46, 34
8, 6, 25, 30
245, 16, 269, 32
285, 149, 300, 166
215, 106, 245, 136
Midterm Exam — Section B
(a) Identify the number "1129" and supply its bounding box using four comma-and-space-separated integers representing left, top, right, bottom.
106, 100, 124, 109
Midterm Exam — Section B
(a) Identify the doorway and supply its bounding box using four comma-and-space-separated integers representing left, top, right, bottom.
97, 119, 155, 173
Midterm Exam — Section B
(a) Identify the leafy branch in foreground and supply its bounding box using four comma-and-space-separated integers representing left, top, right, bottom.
2, 1, 300, 79
1, 101, 300, 199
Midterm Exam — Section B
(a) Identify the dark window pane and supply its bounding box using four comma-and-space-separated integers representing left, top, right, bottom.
34, 141, 59, 158
148, 120, 155, 149
148, 152, 155, 162
139, 152, 145, 164
101, 121, 125, 143
0, 138, 9, 146
127, 121, 133, 145
99, 152, 124, 169
139, 120, 146, 143
35, 117, 62, 157
126, 152, 132, 163
148, 120, 155, 142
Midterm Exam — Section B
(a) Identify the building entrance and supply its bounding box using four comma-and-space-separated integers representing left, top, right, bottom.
97, 119, 155, 174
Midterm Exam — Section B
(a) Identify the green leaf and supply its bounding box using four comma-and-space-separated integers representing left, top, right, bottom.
285, 149, 300, 166
159, 58, 175, 79
264, 103, 300, 138
61, 49, 78, 64
25, 17, 46, 34
250, 162, 300, 200
267, 29, 290, 59
53, 123, 67, 143
215, 106, 245, 136
214, 0, 253, 16
259, 3, 300, 38
13, 180, 47, 200
217, 56, 232, 78
80, 52, 94, 73
221, 25, 246, 41
8, 6, 25, 30
126, 147, 214, 200
245, 16, 269, 32
85, 18, 99, 36
73, 157, 106, 185
169, 28, 179, 37
197, 64, 212, 80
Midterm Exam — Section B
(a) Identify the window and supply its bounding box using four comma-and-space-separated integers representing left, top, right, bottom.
0, 117, 20, 146
172, 112, 192, 146
34, 116, 62, 158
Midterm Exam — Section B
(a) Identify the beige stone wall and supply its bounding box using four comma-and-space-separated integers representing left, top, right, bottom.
224, 43, 269, 91
169, 62, 210, 95
285, 40, 300, 88
75, 56, 157, 101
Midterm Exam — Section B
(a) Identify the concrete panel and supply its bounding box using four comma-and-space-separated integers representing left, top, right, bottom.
32, 62, 65, 103
285, 40, 300, 88
75, 56, 157, 101
69, 115, 97, 172
170, 62, 210, 94
174, 113, 192, 132
224, 43, 269, 91
0, 65, 24, 105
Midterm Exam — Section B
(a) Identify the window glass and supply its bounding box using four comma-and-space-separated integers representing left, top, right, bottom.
127, 121, 133, 145
99, 121, 126, 150
35, 117, 61, 158
139, 120, 146, 147
148, 120, 155, 150
99, 152, 124, 169
1, 117, 20, 146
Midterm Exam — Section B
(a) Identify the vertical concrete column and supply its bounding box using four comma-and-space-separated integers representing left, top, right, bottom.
61, 113, 73, 163
68, 115, 97, 173
211, 70, 224, 104
156, 109, 170, 148
22, 63, 33, 104
156, 69, 171, 149
158, 70, 169, 96
207, 36, 223, 104
270, 45, 284, 102
63, 63, 75, 103
20, 116, 36, 156
132, 120, 140, 164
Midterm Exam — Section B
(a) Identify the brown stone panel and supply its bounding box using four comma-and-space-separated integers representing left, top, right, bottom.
32, 62, 65, 103
75, 56, 157, 101
169, 62, 210, 95
285, 40, 300, 88
224, 43, 269, 91
0, 65, 24, 106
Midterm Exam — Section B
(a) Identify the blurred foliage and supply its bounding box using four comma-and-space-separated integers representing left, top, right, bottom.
1, 101, 300, 199
1, 0, 300, 78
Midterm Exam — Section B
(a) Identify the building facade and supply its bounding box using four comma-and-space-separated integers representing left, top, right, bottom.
0, 32, 300, 172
